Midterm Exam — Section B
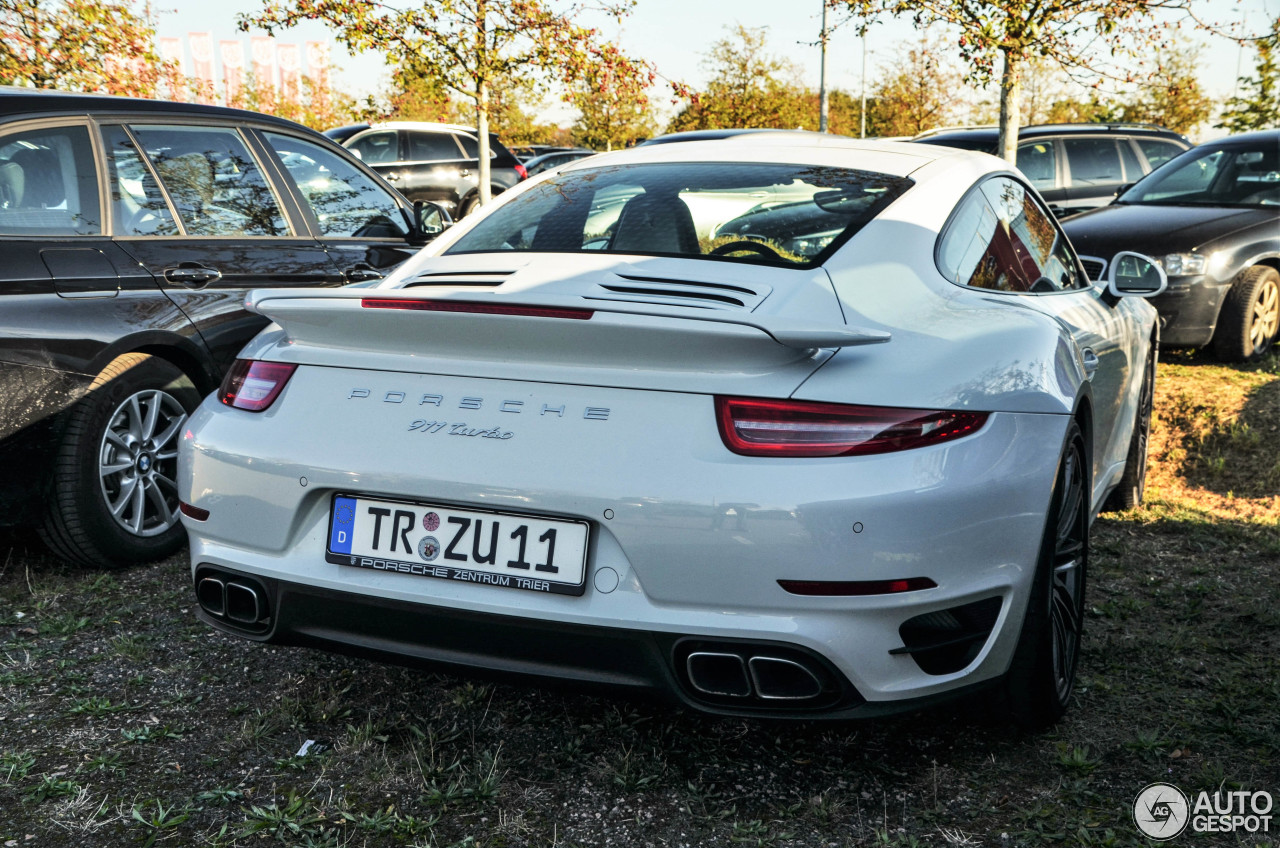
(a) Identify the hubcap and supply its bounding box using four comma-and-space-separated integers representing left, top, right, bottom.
1050, 442, 1087, 702
1251, 278, 1280, 353
98, 389, 188, 537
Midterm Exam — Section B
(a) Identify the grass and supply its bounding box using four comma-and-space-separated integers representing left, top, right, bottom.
0, 348, 1277, 846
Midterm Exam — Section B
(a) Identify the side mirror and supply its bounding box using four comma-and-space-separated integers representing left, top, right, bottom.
1113, 182, 1134, 198
1107, 251, 1167, 298
408, 199, 452, 246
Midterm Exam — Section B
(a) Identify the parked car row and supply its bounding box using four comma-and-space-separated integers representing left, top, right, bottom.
1, 85, 1272, 727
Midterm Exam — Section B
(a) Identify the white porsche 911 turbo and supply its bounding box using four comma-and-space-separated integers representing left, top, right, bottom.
179, 134, 1166, 726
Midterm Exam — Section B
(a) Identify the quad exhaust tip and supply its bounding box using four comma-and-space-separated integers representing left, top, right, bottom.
196, 571, 271, 633
686, 650, 825, 702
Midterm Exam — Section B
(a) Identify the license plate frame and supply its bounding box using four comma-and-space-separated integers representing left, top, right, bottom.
326, 493, 590, 596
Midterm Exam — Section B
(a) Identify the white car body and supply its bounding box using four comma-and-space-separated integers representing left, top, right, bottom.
179, 136, 1160, 721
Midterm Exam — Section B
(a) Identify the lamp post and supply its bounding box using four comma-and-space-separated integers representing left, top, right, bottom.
819, 1, 829, 133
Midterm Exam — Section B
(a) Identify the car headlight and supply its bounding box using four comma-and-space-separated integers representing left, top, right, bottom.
1160, 253, 1208, 275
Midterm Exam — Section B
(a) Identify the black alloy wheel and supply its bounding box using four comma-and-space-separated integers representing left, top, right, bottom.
1103, 341, 1156, 512
1003, 419, 1089, 727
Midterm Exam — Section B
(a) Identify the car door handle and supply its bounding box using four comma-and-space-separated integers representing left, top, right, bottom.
459, 169, 472, 178
344, 266, 383, 283
384, 172, 402, 182
163, 265, 222, 286
1081, 348, 1100, 381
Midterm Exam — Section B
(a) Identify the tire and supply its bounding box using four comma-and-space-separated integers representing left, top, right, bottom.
1001, 419, 1089, 728
40, 353, 201, 569
1103, 340, 1156, 512
459, 193, 480, 218
1212, 265, 1280, 362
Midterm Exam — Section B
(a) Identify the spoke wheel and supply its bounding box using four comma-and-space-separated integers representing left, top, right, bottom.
41, 353, 201, 569
97, 389, 188, 538
1214, 266, 1280, 362
1002, 419, 1089, 728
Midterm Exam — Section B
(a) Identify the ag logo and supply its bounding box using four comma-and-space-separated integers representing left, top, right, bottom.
1134, 783, 1190, 840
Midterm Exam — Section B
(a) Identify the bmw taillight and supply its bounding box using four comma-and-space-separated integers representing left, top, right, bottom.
715, 397, 987, 457
515, 162, 528, 180
219, 359, 297, 412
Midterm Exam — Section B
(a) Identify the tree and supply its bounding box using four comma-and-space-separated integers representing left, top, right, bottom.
1116, 41, 1213, 135
862, 32, 964, 136
835, 0, 1257, 163
1, 0, 167, 95
1218, 16, 1280, 133
666, 25, 813, 132
569, 42, 654, 149
243, 0, 651, 207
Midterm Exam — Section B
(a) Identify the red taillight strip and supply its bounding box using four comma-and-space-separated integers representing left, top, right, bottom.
715, 396, 988, 457
361, 298, 594, 320
778, 578, 937, 596
179, 502, 210, 521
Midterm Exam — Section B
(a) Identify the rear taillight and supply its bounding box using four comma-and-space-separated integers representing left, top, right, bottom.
514, 163, 528, 180
715, 397, 987, 457
219, 359, 297, 412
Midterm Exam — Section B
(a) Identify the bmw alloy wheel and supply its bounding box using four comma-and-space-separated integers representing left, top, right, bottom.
98, 389, 188, 537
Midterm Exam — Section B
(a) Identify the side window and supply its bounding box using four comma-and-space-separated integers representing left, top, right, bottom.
407, 132, 463, 161
1063, 138, 1123, 187
128, 125, 288, 237
1015, 141, 1057, 190
101, 126, 179, 236
0, 124, 101, 235
1137, 139, 1184, 169
264, 132, 409, 239
938, 177, 1083, 293
348, 131, 400, 165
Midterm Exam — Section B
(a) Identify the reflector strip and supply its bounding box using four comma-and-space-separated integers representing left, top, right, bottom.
179, 502, 210, 521
778, 578, 937, 596
361, 298, 593, 320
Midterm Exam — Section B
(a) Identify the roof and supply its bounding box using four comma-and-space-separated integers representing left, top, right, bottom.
0, 86, 313, 135
554, 133, 982, 179
912, 122, 1187, 142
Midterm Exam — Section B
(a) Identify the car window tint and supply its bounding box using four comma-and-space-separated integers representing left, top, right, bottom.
939, 177, 1081, 293
129, 125, 288, 237
1016, 141, 1056, 189
452, 134, 495, 159
348, 131, 399, 164
101, 125, 179, 236
1118, 141, 1142, 180
265, 132, 409, 239
0, 124, 101, 236
1063, 138, 1123, 186
1136, 139, 1183, 169
407, 132, 462, 161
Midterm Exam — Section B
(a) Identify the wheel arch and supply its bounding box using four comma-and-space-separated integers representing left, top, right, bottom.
88, 331, 220, 396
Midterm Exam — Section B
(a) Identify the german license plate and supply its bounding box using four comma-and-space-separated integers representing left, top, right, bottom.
325, 494, 589, 596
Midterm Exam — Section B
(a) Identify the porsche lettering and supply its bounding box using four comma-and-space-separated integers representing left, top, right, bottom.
348, 388, 609, 420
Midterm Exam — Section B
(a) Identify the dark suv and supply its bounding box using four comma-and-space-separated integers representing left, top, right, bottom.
340, 122, 527, 217
912, 123, 1191, 217
0, 89, 442, 567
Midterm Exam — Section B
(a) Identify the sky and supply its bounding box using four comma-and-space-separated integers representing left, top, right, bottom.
156, 0, 1278, 129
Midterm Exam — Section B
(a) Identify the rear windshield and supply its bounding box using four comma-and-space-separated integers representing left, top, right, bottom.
444, 162, 914, 268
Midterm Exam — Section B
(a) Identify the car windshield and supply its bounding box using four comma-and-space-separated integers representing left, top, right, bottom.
1119, 141, 1280, 207
444, 162, 913, 268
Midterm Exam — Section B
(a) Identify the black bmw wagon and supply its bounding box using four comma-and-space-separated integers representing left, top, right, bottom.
0, 88, 441, 567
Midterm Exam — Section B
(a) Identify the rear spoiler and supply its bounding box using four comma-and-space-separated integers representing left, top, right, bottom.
244, 288, 890, 351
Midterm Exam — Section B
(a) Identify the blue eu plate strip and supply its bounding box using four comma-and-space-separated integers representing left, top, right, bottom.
329, 496, 356, 554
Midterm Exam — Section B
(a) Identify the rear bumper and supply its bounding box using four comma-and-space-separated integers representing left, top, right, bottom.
193, 564, 1008, 719
180, 369, 1070, 715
